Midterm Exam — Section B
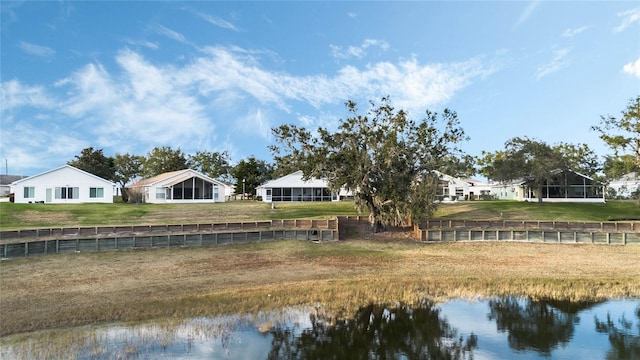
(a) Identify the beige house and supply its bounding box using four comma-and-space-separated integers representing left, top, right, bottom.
130, 169, 227, 204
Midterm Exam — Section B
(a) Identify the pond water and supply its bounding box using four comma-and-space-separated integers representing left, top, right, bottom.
2, 297, 638, 359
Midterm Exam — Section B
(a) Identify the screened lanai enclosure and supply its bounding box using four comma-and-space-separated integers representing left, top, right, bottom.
130, 169, 227, 204
156, 177, 221, 201
256, 171, 347, 203
524, 170, 605, 202
265, 187, 337, 202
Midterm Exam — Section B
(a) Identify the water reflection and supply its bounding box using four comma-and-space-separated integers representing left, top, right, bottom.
487, 297, 597, 355
595, 305, 640, 359
1, 297, 638, 359
268, 302, 477, 359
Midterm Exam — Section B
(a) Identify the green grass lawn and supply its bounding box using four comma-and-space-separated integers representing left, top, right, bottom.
0, 199, 638, 230
435, 200, 640, 221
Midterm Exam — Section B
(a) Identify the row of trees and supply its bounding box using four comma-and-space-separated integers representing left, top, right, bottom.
271, 96, 639, 229
68, 147, 275, 202
69, 95, 638, 227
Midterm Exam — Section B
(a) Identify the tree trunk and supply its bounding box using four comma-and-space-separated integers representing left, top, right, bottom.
537, 183, 543, 203
367, 201, 383, 233
120, 186, 130, 203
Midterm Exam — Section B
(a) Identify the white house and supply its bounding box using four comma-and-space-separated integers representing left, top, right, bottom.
608, 172, 639, 199
10, 165, 115, 204
435, 171, 492, 201
491, 180, 527, 201
130, 169, 227, 204
491, 170, 605, 203
1, 175, 27, 197
256, 170, 350, 202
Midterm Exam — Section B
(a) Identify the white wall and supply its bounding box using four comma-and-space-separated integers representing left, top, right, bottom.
12, 166, 114, 204
491, 184, 522, 200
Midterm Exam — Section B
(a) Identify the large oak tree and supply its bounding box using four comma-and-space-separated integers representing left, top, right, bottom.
477, 138, 602, 203
592, 95, 640, 169
270, 97, 468, 230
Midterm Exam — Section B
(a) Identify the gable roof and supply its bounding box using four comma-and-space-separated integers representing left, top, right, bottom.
11, 165, 115, 185
433, 171, 490, 188
0, 175, 28, 186
258, 170, 329, 188
490, 169, 595, 186
610, 172, 639, 182
131, 169, 225, 188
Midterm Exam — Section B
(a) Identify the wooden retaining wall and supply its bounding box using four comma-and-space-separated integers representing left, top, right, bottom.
0, 229, 337, 259
420, 220, 639, 232
0, 219, 337, 243
418, 229, 640, 245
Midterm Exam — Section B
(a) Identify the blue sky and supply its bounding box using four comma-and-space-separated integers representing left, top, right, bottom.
1, 1, 639, 177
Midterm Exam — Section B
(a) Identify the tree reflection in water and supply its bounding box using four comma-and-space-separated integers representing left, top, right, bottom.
595, 305, 640, 359
487, 297, 599, 356
267, 302, 477, 360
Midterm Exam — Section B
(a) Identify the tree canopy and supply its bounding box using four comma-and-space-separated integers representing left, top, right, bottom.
593, 95, 640, 170
113, 153, 144, 202
478, 137, 564, 203
67, 147, 115, 181
231, 156, 273, 199
271, 97, 468, 230
188, 150, 231, 181
477, 138, 603, 203
142, 146, 188, 178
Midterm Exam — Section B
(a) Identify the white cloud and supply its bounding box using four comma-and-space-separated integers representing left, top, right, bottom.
196, 12, 240, 32
153, 24, 188, 44
0, 122, 88, 171
613, 8, 640, 33
2, 45, 498, 173
623, 57, 640, 78
52, 50, 211, 153
535, 48, 570, 80
123, 38, 159, 50
18, 41, 55, 58
1, 79, 54, 112
513, 1, 540, 29
236, 108, 271, 140
56, 62, 119, 116
187, 45, 497, 114
330, 39, 389, 60
562, 26, 589, 38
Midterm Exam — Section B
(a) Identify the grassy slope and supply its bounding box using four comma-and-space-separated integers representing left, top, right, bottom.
1, 200, 638, 230
1, 239, 638, 337
0, 200, 639, 338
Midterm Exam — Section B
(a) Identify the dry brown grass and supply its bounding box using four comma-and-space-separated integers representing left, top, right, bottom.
1, 237, 639, 337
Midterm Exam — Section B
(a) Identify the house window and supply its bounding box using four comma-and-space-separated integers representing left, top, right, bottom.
156, 187, 166, 199
89, 187, 104, 198
23, 186, 35, 199
214, 186, 219, 200
55, 187, 79, 199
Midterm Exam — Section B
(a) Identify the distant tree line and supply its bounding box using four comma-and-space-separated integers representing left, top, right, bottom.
69, 95, 639, 217
67, 146, 275, 203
